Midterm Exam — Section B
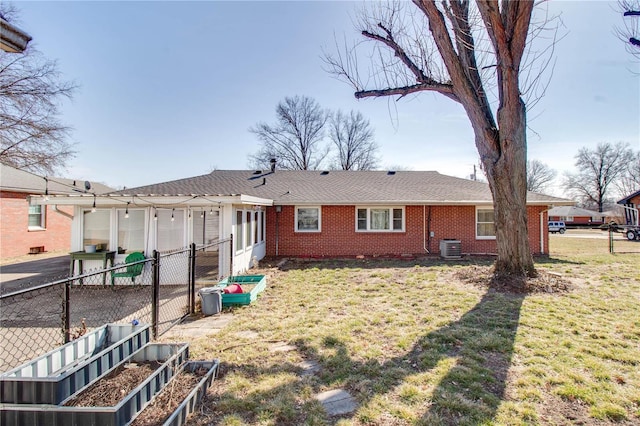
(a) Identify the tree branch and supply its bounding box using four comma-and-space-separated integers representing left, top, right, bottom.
362, 24, 431, 84
414, 0, 499, 154
355, 82, 458, 101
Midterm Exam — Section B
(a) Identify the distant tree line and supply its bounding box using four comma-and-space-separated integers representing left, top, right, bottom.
525, 142, 639, 213
248, 95, 379, 171
564, 142, 639, 212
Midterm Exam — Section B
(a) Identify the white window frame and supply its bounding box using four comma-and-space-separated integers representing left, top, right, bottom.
28, 204, 46, 230
245, 210, 253, 248
355, 206, 405, 232
476, 206, 496, 240
82, 208, 112, 249
295, 206, 321, 232
116, 208, 146, 254
254, 210, 266, 245
235, 209, 244, 253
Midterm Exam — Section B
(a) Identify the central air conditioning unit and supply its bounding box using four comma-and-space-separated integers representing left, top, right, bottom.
440, 239, 462, 259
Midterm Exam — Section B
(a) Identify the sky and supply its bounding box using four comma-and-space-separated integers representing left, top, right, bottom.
9, 1, 640, 196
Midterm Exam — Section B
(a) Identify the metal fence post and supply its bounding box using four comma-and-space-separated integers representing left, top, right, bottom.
63, 280, 71, 343
229, 235, 234, 277
152, 250, 160, 339
189, 243, 196, 314
609, 227, 614, 253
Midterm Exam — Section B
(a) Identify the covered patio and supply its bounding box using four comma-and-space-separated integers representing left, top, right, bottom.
31, 193, 273, 278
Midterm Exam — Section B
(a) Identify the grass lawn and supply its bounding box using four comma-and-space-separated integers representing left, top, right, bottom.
184, 235, 640, 425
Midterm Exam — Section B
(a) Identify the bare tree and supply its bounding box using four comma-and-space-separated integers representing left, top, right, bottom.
616, 149, 640, 197
328, 110, 379, 170
564, 142, 632, 212
618, 1, 640, 58
0, 8, 76, 175
325, 1, 558, 280
527, 159, 556, 193
249, 95, 329, 170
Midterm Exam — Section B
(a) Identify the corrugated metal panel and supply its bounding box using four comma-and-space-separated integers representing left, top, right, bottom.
0, 324, 150, 404
0, 343, 189, 426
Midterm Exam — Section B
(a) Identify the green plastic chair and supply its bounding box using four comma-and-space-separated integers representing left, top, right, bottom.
111, 252, 146, 285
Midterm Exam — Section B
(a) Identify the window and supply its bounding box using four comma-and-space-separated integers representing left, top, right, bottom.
245, 211, 252, 247
296, 207, 321, 232
28, 205, 45, 230
117, 209, 145, 253
254, 211, 260, 244
156, 209, 185, 251
83, 210, 110, 249
236, 210, 244, 252
476, 208, 496, 239
356, 207, 404, 232
260, 210, 266, 242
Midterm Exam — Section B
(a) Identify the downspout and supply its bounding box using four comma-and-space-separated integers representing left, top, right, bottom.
275, 206, 280, 256
423, 205, 432, 254
53, 205, 74, 220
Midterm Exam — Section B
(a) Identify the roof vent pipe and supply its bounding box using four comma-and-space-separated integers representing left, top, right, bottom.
270, 158, 276, 172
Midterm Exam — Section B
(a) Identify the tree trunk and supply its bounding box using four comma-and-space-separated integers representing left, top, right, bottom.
482, 97, 535, 279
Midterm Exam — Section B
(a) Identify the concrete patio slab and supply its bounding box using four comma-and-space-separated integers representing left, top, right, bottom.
161, 313, 233, 339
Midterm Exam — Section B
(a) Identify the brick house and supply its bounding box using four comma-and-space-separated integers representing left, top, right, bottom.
617, 189, 640, 240
0, 164, 112, 259
618, 189, 640, 225
34, 169, 571, 274
547, 206, 605, 228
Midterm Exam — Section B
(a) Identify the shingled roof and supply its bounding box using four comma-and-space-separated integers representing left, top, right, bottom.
110, 170, 569, 206
0, 163, 114, 195
548, 206, 601, 217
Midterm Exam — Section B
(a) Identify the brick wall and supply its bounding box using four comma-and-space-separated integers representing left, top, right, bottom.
265, 205, 547, 257
548, 215, 603, 225
0, 191, 73, 259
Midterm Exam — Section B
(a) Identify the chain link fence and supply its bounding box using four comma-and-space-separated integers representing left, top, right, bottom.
0, 238, 231, 372
607, 227, 640, 254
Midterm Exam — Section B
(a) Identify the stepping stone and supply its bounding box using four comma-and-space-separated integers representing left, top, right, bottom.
234, 330, 259, 339
162, 313, 233, 339
269, 342, 297, 352
298, 360, 320, 376
315, 389, 357, 416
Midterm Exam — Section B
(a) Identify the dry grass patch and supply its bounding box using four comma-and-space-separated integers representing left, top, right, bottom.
182, 238, 639, 425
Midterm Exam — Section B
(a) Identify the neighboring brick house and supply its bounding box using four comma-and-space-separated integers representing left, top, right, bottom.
548, 206, 605, 228
618, 190, 640, 241
618, 189, 640, 226
0, 164, 112, 259
35, 169, 571, 274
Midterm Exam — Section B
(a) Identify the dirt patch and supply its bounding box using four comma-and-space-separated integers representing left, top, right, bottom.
65, 361, 161, 407
454, 265, 573, 293
540, 392, 637, 426
132, 367, 208, 426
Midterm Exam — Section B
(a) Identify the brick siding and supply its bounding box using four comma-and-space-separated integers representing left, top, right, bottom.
265, 205, 547, 257
0, 191, 73, 259
548, 215, 603, 225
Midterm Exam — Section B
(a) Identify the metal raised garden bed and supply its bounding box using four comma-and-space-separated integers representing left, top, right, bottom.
148, 360, 219, 426
0, 323, 150, 404
218, 274, 267, 306
0, 342, 189, 426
